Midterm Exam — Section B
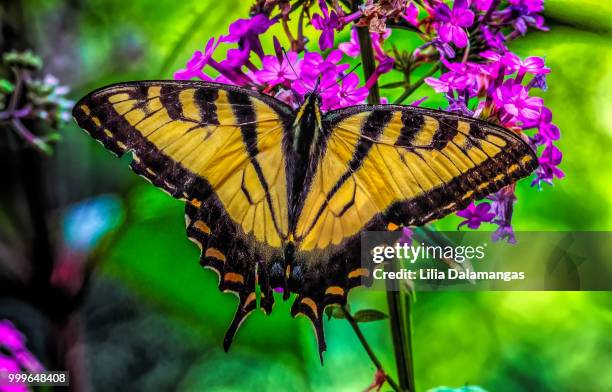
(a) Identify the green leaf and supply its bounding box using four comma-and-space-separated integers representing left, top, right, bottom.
3, 50, 43, 71
43, 133, 63, 143
0, 79, 14, 94
325, 304, 347, 320
353, 309, 389, 323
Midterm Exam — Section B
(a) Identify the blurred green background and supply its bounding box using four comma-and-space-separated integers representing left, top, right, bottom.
3, 0, 612, 391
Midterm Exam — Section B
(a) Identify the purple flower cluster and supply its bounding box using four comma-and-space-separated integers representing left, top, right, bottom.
174, 4, 392, 112
0, 320, 44, 392
175, 0, 562, 243
414, 0, 562, 240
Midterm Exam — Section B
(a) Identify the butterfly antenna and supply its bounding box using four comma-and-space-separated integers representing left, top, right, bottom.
320, 63, 362, 93
313, 75, 322, 92
281, 47, 300, 81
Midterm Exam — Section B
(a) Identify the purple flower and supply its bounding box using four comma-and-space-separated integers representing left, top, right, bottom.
399, 227, 414, 246
516, 56, 549, 75
0, 320, 45, 374
487, 186, 516, 222
213, 58, 254, 86
440, 59, 490, 96
299, 50, 349, 81
492, 224, 516, 244
528, 73, 548, 91
494, 79, 543, 122
255, 51, 301, 87
0, 355, 27, 392
481, 25, 507, 52
340, 27, 393, 64
372, 29, 392, 63
335, 73, 369, 108
221, 14, 276, 57
532, 143, 564, 187
509, 0, 544, 13
275, 88, 300, 109
293, 75, 340, 111
435, 0, 475, 48
446, 96, 474, 116
422, 38, 456, 59
403, 1, 419, 26
410, 96, 428, 106
338, 27, 360, 57
480, 50, 503, 62
532, 107, 560, 145
14, 351, 44, 372
311, 0, 341, 50
224, 46, 252, 69
425, 72, 470, 93
501, 53, 550, 82
174, 37, 218, 80
486, 186, 519, 244
457, 202, 495, 229
474, 0, 495, 12
498, 0, 548, 35
376, 55, 395, 74
0, 320, 24, 352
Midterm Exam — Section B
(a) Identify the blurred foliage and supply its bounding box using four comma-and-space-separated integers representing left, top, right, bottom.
9, 0, 612, 390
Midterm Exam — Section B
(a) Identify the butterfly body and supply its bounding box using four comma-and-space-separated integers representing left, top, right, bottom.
289, 93, 322, 222
73, 80, 537, 361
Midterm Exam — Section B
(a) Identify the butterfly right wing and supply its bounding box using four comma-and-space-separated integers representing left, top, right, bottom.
295, 105, 537, 250
286, 105, 537, 358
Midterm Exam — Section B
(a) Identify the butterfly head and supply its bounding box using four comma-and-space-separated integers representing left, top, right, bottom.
303, 75, 322, 105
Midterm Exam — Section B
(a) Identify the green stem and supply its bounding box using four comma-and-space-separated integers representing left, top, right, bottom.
355, 11, 415, 391
385, 262, 415, 392
393, 63, 440, 104
356, 26, 380, 105
380, 80, 408, 89
11, 118, 51, 155
342, 306, 402, 392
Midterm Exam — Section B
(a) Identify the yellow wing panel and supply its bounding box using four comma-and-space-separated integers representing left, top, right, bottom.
296, 109, 535, 251
75, 82, 289, 248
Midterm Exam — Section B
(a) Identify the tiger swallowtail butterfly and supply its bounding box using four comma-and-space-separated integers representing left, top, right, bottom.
73, 80, 537, 361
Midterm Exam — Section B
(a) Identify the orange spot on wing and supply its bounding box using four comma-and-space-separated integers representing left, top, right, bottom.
325, 286, 345, 296
348, 268, 370, 279
301, 297, 319, 318
193, 220, 211, 234
224, 272, 244, 284
205, 248, 226, 262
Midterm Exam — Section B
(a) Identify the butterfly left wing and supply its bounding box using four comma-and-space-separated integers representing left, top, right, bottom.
73, 80, 294, 350
288, 105, 537, 352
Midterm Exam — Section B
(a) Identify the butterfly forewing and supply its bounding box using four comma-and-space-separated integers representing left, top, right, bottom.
74, 81, 292, 247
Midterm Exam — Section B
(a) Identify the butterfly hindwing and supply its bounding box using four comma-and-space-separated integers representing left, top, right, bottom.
283, 105, 536, 358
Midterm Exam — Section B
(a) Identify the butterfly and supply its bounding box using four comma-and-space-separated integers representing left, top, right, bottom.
73, 80, 537, 361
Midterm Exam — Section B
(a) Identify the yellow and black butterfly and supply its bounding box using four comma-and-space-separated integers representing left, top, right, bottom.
73, 80, 537, 360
